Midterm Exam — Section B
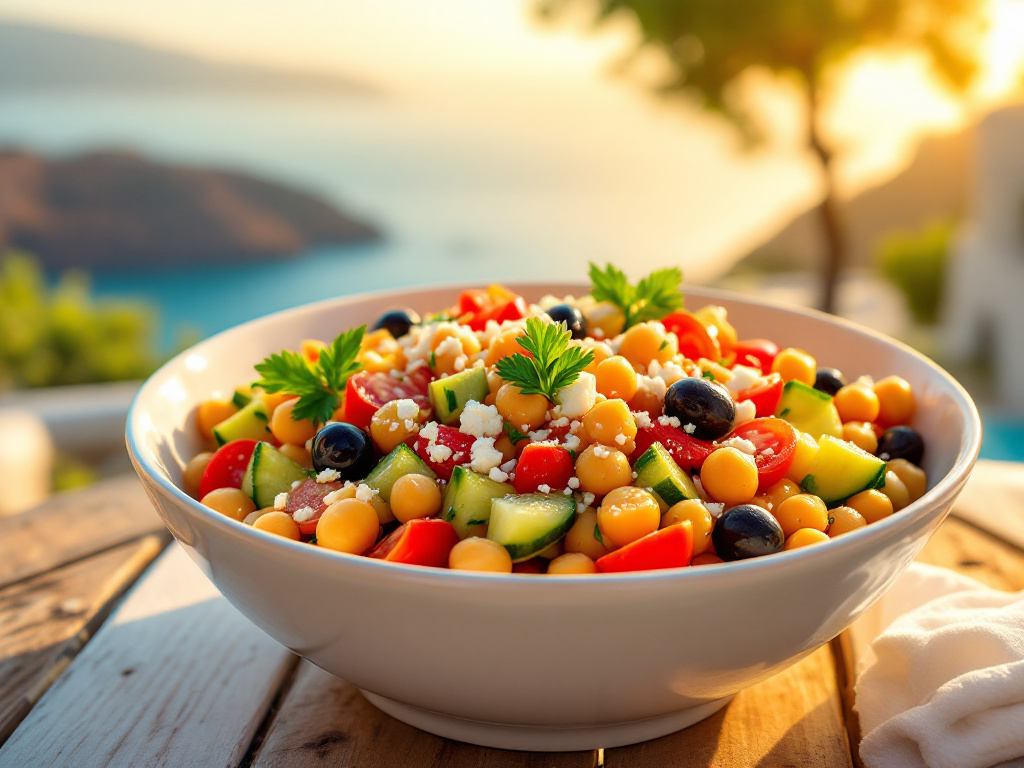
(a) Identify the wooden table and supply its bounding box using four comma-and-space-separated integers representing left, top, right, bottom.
2, 461, 1023, 768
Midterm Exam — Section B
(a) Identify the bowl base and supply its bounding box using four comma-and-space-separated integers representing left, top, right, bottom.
360, 691, 734, 752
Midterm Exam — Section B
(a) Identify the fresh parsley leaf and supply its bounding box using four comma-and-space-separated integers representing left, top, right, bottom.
494, 317, 593, 401
588, 262, 684, 329
593, 524, 604, 544
702, 371, 716, 381
503, 421, 529, 444
254, 326, 366, 424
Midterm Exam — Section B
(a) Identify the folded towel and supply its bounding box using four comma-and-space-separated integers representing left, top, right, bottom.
855, 563, 1024, 768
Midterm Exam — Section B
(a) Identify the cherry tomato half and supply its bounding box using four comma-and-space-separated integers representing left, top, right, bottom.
596, 522, 694, 573
198, 439, 258, 499
725, 417, 796, 492
455, 286, 528, 332
514, 443, 574, 494
732, 339, 780, 371
633, 424, 715, 473
662, 311, 719, 362
413, 425, 475, 481
735, 372, 784, 418
368, 518, 459, 567
286, 478, 343, 535
343, 368, 432, 430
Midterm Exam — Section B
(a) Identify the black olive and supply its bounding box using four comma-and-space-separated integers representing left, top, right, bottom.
663, 377, 735, 440
372, 308, 420, 339
711, 505, 785, 561
876, 426, 924, 466
546, 304, 587, 340
813, 367, 846, 396
312, 422, 376, 480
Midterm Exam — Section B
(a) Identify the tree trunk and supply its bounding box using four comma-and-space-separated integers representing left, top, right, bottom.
806, 81, 845, 315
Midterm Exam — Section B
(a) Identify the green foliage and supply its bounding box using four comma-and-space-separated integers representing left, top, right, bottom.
495, 316, 594, 400
876, 221, 952, 325
0, 251, 161, 389
588, 262, 683, 329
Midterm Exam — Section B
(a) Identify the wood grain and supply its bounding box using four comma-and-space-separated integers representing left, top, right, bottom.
0, 544, 297, 768
252, 661, 598, 768
604, 645, 852, 768
0, 475, 164, 589
0, 535, 165, 745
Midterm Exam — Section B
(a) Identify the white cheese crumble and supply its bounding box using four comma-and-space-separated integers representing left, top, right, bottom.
734, 399, 757, 426
537, 484, 551, 494
706, 502, 725, 519
648, 359, 686, 385
500, 459, 517, 473
273, 492, 288, 511
470, 437, 503, 474
316, 468, 341, 483
489, 467, 509, 483
355, 484, 379, 503
389, 421, 400, 432
395, 398, 420, 421
614, 433, 627, 446
529, 429, 551, 443
433, 335, 464, 361
683, 423, 697, 435
563, 433, 581, 452
419, 421, 439, 443
291, 479, 304, 489
582, 492, 596, 507
658, 415, 681, 428
293, 506, 316, 523
567, 477, 580, 490
554, 371, 597, 419
592, 445, 611, 459
762, 446, 775, 457
632, 410, 653, 429
549, 416, 570, 428
636, 374, 668, 405
718, 437, 757, 455
563, 488, 573, 496
427, 443, 453, 463
459, 400, 504, 438
726, 365, 762, 396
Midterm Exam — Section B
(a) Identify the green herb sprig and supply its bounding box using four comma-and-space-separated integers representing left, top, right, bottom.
588, 263, 684, 330
495, 317, 593, 401
254, 326, 366, 424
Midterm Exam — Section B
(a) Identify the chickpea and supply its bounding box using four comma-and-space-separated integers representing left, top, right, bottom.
618, 322, 676, 367
495, 383, 549, 433
827, 505, 866, 537
547, 553, 598, 574
762, 478, 802, 511
846, 489, 893, 524
316, 499, 380, 554
196, 399, 238, 442
494, 434, 517, 462
564, 509, 612, 561
582, 301, 625, 340
784, 528, 830, 550
183, 451, 213, 498
833, 383, 880, 424
485, 328, 528, 366
277, 443, 313, 469
598, 487, 661, 548
662, 499, 714, 555
432, 325, 481, 356
874, 376, 915, 427
577, 338, 614, 375
888, 458, 927, 501
772, 494, 829, 538
359, 329, 406, 373
201, 488, 256, 521
879, 470, 911, 512
771, 348, 817, 385
252, 511, 301, 540
536, 540, 563, 560
692, 552, 724, 566
575, 445, 633, 497
627, 388, 662, 419
842, 421, 879, 454
595, 356, 639, 401
270, 398, 318, 446
786, 431, 819, 483
370, 399, 422, 453
700, 447, 759, 505
390, 474, 442, 523
583, 398, 637, 451
260, 391, 298, 414
449, 537, 513, 573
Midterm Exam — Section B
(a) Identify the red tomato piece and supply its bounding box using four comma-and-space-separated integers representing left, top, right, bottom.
726, 417, 797, 492
457, 289, 489, 316
368, 518, 459, 567
514, 443, 574, 494
735, 373, 784, 418
633, 424, 715, 472
286, 478, 344, 535
413, 426, 475, 481
197, 439, 258, 499
662, 311, 720, 362
596, 523, 694, 573
732, 339, 780, 371
343, 368, 432, 430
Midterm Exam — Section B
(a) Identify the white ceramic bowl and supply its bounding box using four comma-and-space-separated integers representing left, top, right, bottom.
127, 284, 981, 751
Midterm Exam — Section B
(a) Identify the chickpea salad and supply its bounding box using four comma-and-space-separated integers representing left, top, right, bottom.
184, 264, 928, 575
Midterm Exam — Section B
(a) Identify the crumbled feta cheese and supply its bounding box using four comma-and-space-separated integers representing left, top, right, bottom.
488, 467, 509, 483
554, 371, 598, 419
433, 335, 464, 360
658, 415, 682, 428
404, 419, 416, 430
530, 429, 551, 443
316, 468, 341, 483
683, 423, 697, 435
470, 437, 503, 474
322, 487, 350, 505
706, 502, 725, 519
537, 484, 551, 494
762, 446, 775, 457
734, 399, 756, 426
395, 398, 420, 421
567, 477, 580, 490
614, 433, 627, 446
576, 501, 588, 513
389, 421, 400, 432
293, 506, 316, 523
355, 484, 379, 503
569, 420, 581, 433
592, 444, 611, 459
636, 374, 668, 405
693, 476, 706, 498
459, 400, 504, 438
632, 410, 653, 429
582, 492, 596, 507
631, 471, 638, 479
879, 452, 890, 461
726, 365, 762, 396
453, 356, 467, 372
549, 416, 570, 428
563, 433, 581, 452
718, 437, 757, 455
419, 421, 439, 443
273, 492, 288, 511
500, 459, 517, 473
563, 488, 573, 496
427, 443, 453, 463
291, 479, 304, 489
648, 359, 686, 385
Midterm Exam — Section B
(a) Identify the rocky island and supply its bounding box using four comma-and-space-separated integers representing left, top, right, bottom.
0, 149, 381, 271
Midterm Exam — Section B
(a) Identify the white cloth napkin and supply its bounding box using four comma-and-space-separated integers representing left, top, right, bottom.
854, 563, 1024, 768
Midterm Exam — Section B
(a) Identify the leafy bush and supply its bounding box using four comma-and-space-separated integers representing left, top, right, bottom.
876, 221, 952, 325
0, 251, 161, 388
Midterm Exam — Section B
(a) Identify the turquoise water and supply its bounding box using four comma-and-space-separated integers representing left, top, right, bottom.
979, 418, 1024, 462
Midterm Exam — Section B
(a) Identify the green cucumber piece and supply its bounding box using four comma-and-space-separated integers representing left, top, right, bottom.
801, 435, 887, 505
428, 367, 489, 425
364, 443, 436, 503
487, 493, 576, 562
211, 398, 273, 446
232, 386, 255, 409
633, 443, 699, 507
775, 380, 843, 440
241, 442, 310, 509
441, 466, 514, 539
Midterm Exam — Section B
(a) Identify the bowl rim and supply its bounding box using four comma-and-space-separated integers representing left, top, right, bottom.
127, 280, 982, 587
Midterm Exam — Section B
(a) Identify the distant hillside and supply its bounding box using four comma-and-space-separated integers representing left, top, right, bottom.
734, 128, 972, 274
0, 21, 375, 95
0, 149, 381, 270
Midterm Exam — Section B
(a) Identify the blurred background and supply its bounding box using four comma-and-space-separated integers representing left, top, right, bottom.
1, 0, 1022, 511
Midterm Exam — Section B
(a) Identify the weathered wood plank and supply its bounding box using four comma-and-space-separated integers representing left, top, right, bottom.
0, 535, 166, 746
0, 475, 164, 589
951, 459, 1024, 552
0, 544, 297, 768
604, 645, 852, 768
252, 661, 597, 768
